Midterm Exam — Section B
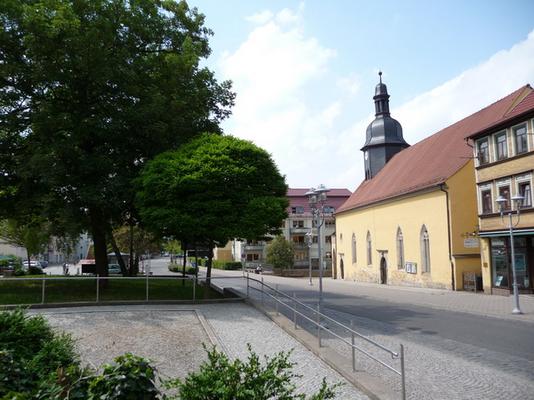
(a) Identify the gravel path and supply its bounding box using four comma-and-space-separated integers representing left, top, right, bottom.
38, 304, 369, 399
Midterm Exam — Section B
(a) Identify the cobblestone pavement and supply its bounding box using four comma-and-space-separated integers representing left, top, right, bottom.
36, 304, 369, 400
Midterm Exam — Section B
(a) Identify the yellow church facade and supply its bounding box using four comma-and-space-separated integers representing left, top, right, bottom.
335, 79, 530, 291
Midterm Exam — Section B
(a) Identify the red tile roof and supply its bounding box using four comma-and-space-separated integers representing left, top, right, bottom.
338, 85, 533, 214
287, 188, 352, 197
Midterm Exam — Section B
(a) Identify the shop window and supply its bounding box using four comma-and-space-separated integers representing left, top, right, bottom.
351, 233, 357, 264
513, 124, 528, 155
518, 182, 532, 208
498, 186, 511, 211
366, 231, 372, 266
476, 138, 489, 165
491, 238, 508, 288
396, 227, 404, 270
481, 189, 493, 214
420, 225, 430, 273
494, 132, 508, 160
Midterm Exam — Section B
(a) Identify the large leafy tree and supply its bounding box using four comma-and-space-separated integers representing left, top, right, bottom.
0, 0, 234, 276
266, 235, 294, 269
136, 134, 288, 282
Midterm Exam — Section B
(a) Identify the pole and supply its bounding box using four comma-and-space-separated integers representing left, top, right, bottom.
308, 230, 313, 286
193, 275, 196, 301
351, 320, 356, 372
41, 278, 45, 304
293, 292, 297, 330
145, 269, 149, 302
261, 276, 264, 308
317, 212, 323, 313
400, 344, 406, 400
316, 303, 321, 347
509, 212, 522, 314
96, 275, 99, 302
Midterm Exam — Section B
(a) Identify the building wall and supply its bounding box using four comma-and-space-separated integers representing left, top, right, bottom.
447, 160, 482, 290
336, 189, 452, 289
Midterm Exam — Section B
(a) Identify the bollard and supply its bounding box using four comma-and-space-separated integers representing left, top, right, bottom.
293, 292, 297, 330
41, 278, 46, 304
317, 303, 321, 347
261, 276, 264, 308
400, 344, 406, 400
96, 275, 100, 302
193, 276, 196, 301
351, 320, 356, 372
275, 284, 279, 316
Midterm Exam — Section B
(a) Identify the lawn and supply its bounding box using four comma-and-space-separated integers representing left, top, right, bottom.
0, 276, 227, 305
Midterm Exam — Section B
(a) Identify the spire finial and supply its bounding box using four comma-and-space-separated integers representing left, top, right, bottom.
378, 70, 382, 84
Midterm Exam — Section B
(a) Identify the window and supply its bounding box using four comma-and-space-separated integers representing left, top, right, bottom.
324, 206, 335, 214
325, 236, 332, 243
366, 231, 372, 265
396, 228, 404, 270
519, 182, 532, 208
351, 233, 356, 264
498, 185, 511, 211
292, 220, 304, 228
291, 206, 304, 214
481, 189, 493, 214
420, 225, 430, 273
494, 132, 508, 160
312, 236, 318, 244
476, 138, 489, 165
513, 124, 528, 155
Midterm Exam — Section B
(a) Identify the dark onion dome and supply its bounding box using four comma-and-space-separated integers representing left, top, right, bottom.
361, 72, 409, 150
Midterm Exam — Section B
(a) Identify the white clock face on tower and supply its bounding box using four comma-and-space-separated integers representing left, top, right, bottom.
364, 151, 368, 160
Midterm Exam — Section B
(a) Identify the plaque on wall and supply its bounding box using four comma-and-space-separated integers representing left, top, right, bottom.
463, 238, 479, 248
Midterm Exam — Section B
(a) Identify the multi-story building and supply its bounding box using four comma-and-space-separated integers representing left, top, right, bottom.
239, 188, 351, 272
466, 84, 534, 294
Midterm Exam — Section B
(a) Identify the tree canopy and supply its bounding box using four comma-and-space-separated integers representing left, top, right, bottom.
136, 133, 288, 280
266, 235, 295, 269
0, 0, 234, 275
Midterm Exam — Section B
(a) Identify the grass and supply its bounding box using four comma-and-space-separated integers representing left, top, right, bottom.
0, 276, 227, 305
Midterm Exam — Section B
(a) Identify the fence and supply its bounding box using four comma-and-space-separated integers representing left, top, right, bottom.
238, 273, 407, 400
0, 275, 238, 305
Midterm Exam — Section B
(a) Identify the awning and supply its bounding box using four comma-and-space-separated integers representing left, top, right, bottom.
479, 229, 534, 238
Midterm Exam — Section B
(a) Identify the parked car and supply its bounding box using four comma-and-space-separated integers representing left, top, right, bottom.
108, 264, 122, 274
39, 260, 48, 268
22, 260, 43, 273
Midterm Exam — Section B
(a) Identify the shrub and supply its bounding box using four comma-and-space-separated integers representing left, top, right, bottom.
28, 266, 44, 275
212, 260, 242, 270
165, 345, 339, 400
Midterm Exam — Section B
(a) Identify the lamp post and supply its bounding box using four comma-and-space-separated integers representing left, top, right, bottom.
306, 184, 330, 312
305, 230, 313, 286
496, 194, 524, 315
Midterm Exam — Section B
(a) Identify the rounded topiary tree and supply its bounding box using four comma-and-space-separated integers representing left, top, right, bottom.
266, 235, 295, 269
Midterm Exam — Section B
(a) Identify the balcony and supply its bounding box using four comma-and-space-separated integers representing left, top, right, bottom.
292, 243, 309, 250
290, 227, 309, 235
293, 260, 310, 267
244, 244, 265, 251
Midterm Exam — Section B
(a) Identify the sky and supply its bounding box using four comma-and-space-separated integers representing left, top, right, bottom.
187, 0, 534, 191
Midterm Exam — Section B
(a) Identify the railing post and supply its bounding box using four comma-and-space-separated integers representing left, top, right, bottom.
351, 320, 356, 372
275, 284, 279, 316
96, 275, 99, 302
400, 344, 406, 400
293, 292, 297, 330
41, 278, 45, 304
246, 272, 250, 299
193, 275, 196, 301
146, 272, 150, 301
261, 276, 264, 308
317, 303, 321, 348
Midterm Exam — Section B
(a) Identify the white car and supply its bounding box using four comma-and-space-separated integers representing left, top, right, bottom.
22, 260, 43, 273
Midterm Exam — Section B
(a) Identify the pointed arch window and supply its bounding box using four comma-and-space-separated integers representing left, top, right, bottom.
420, 225, 431, 273
396, 227, 404, 270
366, 231, 372, 266
351, 233, 357, 264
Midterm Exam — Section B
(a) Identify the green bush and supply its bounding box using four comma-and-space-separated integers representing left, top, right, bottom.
165, 345, 339, 400
212, 260, 242, 270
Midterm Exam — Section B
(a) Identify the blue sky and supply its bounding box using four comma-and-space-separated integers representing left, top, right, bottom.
188, 0, 534, 190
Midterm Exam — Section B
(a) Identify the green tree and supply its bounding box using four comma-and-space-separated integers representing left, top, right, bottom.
136, 134, 288, 283
266, 235, 295, 269
0, 218, 49, 266
110, 224, 160, 276
0, 0, 234, 277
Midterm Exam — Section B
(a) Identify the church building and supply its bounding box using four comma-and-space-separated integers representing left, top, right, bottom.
335, 73, 492, 290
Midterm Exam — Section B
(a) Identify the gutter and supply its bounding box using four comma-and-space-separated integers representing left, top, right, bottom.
439, 184, 455, 290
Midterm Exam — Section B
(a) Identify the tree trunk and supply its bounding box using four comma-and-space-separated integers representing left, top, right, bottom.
108, 230, 127, 276
90, 208, 108, 278
206, 242, 214, 286
128, 222, 134, 275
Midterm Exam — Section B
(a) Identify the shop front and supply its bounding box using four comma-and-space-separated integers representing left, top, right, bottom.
488, 234, 534, 294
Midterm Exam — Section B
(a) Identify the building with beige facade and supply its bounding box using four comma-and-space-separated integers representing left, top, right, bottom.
466, 84, 534, 294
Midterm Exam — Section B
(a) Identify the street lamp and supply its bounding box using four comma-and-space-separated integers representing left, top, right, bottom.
496, 194, 524, 314
306, 184, 330, 312
305, 230, 313, 286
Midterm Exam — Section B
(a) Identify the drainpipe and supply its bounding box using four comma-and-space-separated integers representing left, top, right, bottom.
440, 184, 455, 290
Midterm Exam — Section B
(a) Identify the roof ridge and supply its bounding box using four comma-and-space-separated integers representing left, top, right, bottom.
503, 84, 533, 116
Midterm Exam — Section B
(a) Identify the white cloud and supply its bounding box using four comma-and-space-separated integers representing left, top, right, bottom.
222, 7, 534, 191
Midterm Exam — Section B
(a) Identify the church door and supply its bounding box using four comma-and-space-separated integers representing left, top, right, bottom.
340, 258, 344, 280
380, 257, 387, 284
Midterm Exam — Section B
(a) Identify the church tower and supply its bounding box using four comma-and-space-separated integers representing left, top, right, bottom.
361, 72, 409, 180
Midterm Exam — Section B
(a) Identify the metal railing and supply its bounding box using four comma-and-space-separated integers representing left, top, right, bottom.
238, 273, 407, 400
